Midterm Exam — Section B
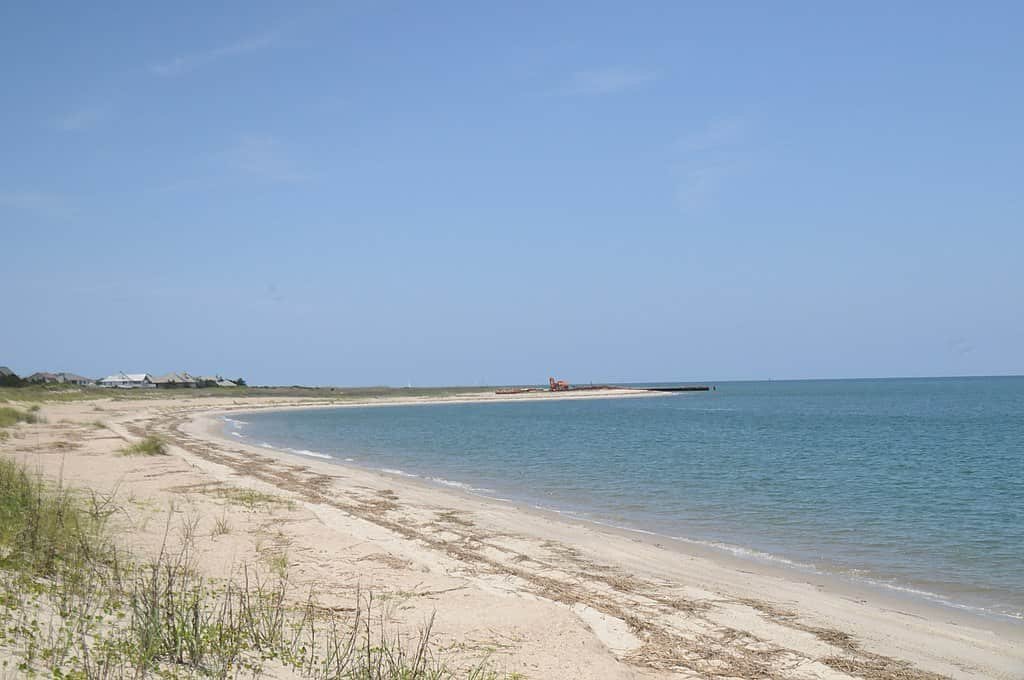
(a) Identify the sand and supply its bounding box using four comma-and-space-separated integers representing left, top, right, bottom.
1, 392, 1021, 679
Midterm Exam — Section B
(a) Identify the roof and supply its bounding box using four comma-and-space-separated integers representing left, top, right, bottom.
26, 372, 59, 381
57, 372, 93, 382
100, 372, 151, 383
152, 372, 196, 384
0, 366, 13, 377
216, 379, 237, 387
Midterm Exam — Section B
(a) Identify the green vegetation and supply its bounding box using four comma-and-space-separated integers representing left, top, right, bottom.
120, 435, 168, 456
211, 513, 231, 537
0, 406, 43, 428
0, 384, 498, 406
0, 458, 514, 678
0, 385, 109, 404
215, 487, 296, 512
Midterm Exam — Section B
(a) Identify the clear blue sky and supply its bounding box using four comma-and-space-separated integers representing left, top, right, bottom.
3, 2, 1022, 385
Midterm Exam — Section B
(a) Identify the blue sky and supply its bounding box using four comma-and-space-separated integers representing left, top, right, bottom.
2, 2, 1022, 385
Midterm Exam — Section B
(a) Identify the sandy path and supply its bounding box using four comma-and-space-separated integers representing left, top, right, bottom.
1, 394, 1021, 679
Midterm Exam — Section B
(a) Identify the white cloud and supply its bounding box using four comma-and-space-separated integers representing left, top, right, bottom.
150, 34, 278, 77
53, 106, 108, 132
675, 164, 734, 211
153, 136, 309, 193
562, 67, 658, 96
220, 136, 309, 183
674, 116, 750, 210
678, 116, 746, 152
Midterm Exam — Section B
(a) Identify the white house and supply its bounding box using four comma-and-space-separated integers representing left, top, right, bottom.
98, 372, 155, 389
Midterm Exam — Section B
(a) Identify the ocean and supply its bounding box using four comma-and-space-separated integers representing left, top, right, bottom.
225, 376, 1024, 621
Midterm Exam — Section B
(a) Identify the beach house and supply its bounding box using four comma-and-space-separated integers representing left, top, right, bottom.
152, 372, 198, 389
98, 372, 155, 389
24, 372, 60, 384
56, 372, 94, 385
23, 371, 94, 385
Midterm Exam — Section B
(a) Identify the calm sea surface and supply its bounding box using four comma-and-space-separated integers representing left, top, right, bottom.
228, 377, 1024, 621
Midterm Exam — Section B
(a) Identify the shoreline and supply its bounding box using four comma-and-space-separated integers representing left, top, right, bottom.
3, 393, 1022, 679
206, 401, 1022, 632
209, 395, 1024, 630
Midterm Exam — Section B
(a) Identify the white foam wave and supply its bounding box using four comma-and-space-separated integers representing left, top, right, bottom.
426, 477, 495, 494
221, 417, 249, 428
857, 577, 1024, 621
428, 477, 473, 490
285, 447, 332, 460
381, 468, 418, 478
230, 431, 243, 438
673, 535, 817, 570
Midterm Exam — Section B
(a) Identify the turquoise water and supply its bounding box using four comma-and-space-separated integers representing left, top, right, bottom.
227, 377, 1024, 621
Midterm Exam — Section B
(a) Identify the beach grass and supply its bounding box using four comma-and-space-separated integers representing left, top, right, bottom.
0, 386, 109, 404
0, 406, 43, 428
120, 435, 168, 456
0, 384, 498, 406
0, 457, 513, 678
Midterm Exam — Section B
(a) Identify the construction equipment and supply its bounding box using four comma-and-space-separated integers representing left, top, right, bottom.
549, 377, 570, 391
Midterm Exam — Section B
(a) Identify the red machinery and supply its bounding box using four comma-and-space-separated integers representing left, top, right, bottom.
549, 377, 570, 391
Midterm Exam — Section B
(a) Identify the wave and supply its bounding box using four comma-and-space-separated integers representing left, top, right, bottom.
427, 476, 495, 494
381, 468, 418, 478
856, 577, 1024, 621
285, 447, 333, 460
583, 519, 1024, 622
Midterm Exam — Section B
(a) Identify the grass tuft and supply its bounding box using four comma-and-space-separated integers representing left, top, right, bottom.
211, 512, 232, 537
120, 435, 167, 456
0, 406, 43, 428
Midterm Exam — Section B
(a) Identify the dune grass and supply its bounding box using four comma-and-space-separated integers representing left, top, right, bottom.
0, 386, 109, 404
0, 406, 43, 428
120, 435, 168, 456
0, 457, 513, 679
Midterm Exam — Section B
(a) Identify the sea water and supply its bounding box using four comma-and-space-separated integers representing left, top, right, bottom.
227, 377, 1024, 621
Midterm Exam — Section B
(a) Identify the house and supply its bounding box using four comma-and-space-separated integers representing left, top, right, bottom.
216, 379, 238, 387
99, 372, 155, 389
152, 372, 197, 389
25, 372, 60, 384
56, 372, 94, 385
23, 371, 93, 385
0, 367, 13, 378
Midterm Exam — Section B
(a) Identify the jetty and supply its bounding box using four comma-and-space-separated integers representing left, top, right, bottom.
496, 378, 712, 395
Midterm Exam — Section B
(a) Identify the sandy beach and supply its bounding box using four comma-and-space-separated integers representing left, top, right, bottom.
1, 392, 1021, 679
